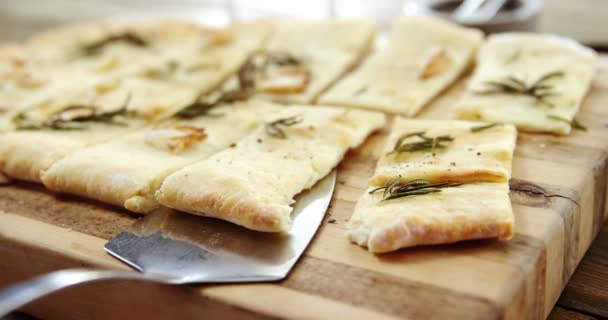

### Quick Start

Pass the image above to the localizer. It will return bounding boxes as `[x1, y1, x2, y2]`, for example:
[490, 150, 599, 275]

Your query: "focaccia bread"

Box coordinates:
[242, 19, 375, 104]
[10, 21, 272, 122]
[370, 118, 517, 187]
[0, 44, 54, 113]
[131, 21, 273, 94]
[0, 87, 142, 182]
[26, 20, 272, 78]
[0, 21, 273, 182]
[348, 182, 513, 253]
[0, 75, 195, 182]
[319, 16, 482, 116]
[454, 33, 597, 135]
[156, 104, 386, 232]
[42, 102, 282, 213]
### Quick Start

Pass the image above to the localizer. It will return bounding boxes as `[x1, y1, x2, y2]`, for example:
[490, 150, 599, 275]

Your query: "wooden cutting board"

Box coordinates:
[1, 56, 607, 320]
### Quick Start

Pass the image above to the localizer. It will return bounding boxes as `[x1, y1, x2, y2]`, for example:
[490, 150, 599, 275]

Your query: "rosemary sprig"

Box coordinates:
[265, 115, 302, 139]
[80, 32, 149, 57]
[175, 51, 300, 118]
[390, 131, 454, 154]
[470, 123, 499, 133]
[174, 89, 251, 118]
[370, 177, 462, 202]
[237, 50, 305, 90]
[14, 94, 134, 130]
[474, 71, 564, 107]
[352, 86, 368, 96]
[547, 114, 587, 131]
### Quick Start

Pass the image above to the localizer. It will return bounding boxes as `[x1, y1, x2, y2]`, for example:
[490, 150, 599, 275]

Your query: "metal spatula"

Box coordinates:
[0, 171, 336, 316]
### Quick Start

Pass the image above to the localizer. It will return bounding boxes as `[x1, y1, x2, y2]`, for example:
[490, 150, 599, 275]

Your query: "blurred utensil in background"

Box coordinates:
[0, 0, 606, 55]
[403, 0, 542, 33]
[452, 0, 509, 24]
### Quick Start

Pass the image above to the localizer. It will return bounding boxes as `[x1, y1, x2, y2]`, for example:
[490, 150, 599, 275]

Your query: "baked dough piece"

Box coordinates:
[24, 21, 272, 99]
[454, 33, 597, 135]
[347, 182, 513, 253]
[0, 44, 66, 131]
[156, 105, 386, 232]
[0, 77, 191, 182]
[0, 44, 52, 111]
[132, 21, 273, 94]
[26, 21, 271, 78]
[0, 21, 272, 182]
[370, 118, 517, 187]
[319, 16, 482, 116]
[23, 21, 177, 90]
[41, 102, 282, 213]
[248, 19, 375, 104]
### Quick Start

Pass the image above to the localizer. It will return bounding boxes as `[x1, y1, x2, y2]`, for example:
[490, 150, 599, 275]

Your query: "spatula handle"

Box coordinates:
[0, 269, 155, 317]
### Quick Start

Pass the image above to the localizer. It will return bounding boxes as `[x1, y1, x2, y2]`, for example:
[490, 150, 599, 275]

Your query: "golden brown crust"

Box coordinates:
[347, 183, 514, 253]
[370, 170, 507, 187]
[365, 213, 513, 253]
[0, 133, 74, 182]
[156, 185, 290, 232]
[156, 105, 385, 232]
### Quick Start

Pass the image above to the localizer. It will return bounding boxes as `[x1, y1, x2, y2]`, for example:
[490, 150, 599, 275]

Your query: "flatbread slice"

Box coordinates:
[0, 76, 196, 182]
[0, 43, 67, 131]
[0, 82, 145, 182]
[371, 118, 517, 187]
[156, 105, 386, 232]
[243, 20, 374, 104]
[319, 16, 482, 116]
[348, 182, 513, 253]
[453, 33, 597, 135]
[0, 21, 272, 182]
[26, 21, 272, 82]
[42, 102, 281, 213]
[0, 44, 53, 111]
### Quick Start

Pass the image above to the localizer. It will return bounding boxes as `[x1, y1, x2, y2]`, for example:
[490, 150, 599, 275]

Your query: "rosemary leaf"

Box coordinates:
[265, 115, 302, 139]
[572, 118, 588, 131]
[390, 131, 453, 154]
[14, 93, 134, 130]
[470, 123, 499, 133]
[174, 89, 251, 119]
[237, 50, 305, 91]
[530, 71, 564, 89]
[474, 71, 564, 108]
[370, 178, 462, 203]
[80, 32, 148, 57]
[547, 114, 587, 131]
[352, 86, 368, 96]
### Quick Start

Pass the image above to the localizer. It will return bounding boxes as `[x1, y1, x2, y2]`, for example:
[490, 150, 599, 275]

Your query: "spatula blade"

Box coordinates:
[104, 170, 336, 283]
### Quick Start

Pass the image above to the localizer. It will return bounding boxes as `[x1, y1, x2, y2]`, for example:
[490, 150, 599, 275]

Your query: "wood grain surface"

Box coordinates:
[0, 56, 607, 320]
[552, 223, 608, 319]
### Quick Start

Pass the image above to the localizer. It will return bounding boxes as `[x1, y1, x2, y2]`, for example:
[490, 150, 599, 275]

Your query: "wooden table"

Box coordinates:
[548, 223, 608, 320]
[0, 2, 607, 318]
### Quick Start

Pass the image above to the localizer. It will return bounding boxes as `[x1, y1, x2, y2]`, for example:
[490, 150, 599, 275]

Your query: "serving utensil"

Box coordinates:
[452, 0, 509, 23]
[0, 170, 336, 317]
